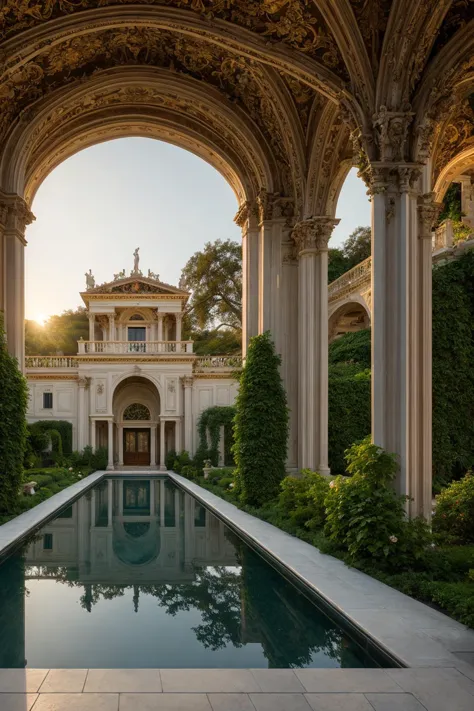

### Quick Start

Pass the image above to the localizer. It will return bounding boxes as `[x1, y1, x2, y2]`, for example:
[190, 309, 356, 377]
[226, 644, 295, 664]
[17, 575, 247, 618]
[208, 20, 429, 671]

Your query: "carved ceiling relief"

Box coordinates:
[433, 95, 474, 181]
[0, 27, 299, 198]
[349, 0, 391, 70]
[429, 0, 474, 61]
[0, 1, 346, 76]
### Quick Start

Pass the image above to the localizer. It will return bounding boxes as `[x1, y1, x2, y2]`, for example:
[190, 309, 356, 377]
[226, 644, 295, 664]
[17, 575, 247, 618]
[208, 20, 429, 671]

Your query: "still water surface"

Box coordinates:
[0, 478, 383, 668]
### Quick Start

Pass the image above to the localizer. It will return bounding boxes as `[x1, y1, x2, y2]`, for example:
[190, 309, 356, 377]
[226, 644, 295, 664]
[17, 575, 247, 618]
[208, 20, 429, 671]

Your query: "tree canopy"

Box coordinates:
[180, 239, 242, 332]
[328, 225, 371, 283]
[25, 308, 88, 355]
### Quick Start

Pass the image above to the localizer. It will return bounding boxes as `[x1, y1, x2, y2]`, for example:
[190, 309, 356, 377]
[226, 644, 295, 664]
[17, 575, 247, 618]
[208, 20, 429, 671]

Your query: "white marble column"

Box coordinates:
[107, 420, 114, 470]
[108, 314, 115, 342]
[293, 217, 339, 475]
[88, 313, 95, 342]
[175, 419, 182, 453]
[90, 419, 96, 452]
[118, 424, 124, 466]
[183, 376, 193, 454]
[236, 202, 259, 356]
[150, 425, 157, 467]
[0, 193, 34, 367]
[159, 419, 166, 470]
[77, 377, 88, 451]
[175, 314, 182, 352]
[157, 312, 164, 341]
[371, 166, 441, 518]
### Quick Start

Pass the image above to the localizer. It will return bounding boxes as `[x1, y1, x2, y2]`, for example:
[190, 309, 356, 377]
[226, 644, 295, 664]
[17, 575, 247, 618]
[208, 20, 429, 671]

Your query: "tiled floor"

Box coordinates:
[0, 668, 473, 711]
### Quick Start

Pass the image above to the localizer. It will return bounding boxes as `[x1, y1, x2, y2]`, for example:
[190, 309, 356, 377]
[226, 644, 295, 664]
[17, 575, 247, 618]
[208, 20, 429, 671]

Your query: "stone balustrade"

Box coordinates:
[433, 219, 454, 251]
[328, 257, 372, 302]
[25, 356, 78, 368]
[194, 355, 243, 371]
[78, 340, 194, 354]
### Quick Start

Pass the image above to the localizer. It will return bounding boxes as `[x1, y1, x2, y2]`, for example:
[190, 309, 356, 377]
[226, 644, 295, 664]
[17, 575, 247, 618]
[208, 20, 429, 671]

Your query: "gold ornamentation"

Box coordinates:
[292, 216, 339, 255]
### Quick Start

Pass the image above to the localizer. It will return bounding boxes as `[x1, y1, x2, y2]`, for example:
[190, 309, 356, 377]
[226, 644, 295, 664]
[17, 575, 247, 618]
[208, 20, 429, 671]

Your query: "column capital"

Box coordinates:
[418, 192, 443, 239]
[0, 191, 35, 239]
[256, 189, 294, 226]
[369, 163, 424, 195]
[182, 375, 194, 388]
[78, 376, 91, 389]
[292, 217, 339, 256]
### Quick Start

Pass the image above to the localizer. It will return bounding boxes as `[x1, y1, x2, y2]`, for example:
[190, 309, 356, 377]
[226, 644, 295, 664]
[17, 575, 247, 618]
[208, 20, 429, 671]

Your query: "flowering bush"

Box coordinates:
[278, 470, 329, 529]
[324, 438, 431, 567]
[433, 472, 474, 544]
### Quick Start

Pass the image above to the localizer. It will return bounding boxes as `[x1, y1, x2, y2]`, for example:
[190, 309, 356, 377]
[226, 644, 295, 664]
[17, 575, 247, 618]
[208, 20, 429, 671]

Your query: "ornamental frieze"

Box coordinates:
[433, 96, 474, 181]
[0, 1, 346, 78]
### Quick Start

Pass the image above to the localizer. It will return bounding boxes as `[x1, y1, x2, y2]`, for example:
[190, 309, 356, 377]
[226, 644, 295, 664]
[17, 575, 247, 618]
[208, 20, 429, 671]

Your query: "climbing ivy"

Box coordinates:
[232, 332, 288, 506]
[0, 314, 28, 514]
[29, 420, 73, 454]
[196, 406, 236, 467]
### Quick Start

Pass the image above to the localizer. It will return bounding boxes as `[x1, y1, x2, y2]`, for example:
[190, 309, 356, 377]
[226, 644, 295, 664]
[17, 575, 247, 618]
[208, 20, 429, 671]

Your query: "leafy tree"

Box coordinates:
[233, 332, 288, 506]
[342, 226, 371, 269]
[25, 307, 88, 355]
[438, 182, 462, 223]
[0, 315, 28, 514]
[191, 328, 241, 355]
[180, 239, 242, 332]
[328, 247, 348, 283]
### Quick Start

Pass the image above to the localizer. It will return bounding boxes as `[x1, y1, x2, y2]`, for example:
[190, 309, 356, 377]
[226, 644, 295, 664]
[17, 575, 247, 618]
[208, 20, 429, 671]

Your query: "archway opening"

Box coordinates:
[112, 375, 161, 468]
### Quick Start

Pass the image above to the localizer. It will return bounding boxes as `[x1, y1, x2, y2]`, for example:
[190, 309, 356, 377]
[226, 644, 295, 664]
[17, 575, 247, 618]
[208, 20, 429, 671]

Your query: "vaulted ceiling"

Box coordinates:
[0, 1, 472, 213]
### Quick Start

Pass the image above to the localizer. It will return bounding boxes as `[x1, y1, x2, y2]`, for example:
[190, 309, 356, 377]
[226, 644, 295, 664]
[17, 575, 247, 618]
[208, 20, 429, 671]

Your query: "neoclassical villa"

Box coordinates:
[1, 1, 474, 518]
[25, 256, 239, 470]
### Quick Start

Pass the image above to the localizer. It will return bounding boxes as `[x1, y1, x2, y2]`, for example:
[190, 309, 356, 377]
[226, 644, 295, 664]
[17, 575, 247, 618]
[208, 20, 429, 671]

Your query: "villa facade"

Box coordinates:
[25, 261, 240, 470]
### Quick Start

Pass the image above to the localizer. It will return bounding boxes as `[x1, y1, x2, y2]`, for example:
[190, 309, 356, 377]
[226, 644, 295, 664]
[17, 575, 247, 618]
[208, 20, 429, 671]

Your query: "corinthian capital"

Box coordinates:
[0, 191, 35, 237]
[418, 193, 443, 240]
[292, 217, 340, 255]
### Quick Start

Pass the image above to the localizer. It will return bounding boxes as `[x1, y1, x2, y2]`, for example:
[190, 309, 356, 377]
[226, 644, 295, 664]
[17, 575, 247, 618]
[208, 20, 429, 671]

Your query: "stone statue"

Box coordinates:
[85, 269, 95, 290]
[133, 247, 140, 273]
[148, 269, 160, 280]
[114, 269, 126, 280]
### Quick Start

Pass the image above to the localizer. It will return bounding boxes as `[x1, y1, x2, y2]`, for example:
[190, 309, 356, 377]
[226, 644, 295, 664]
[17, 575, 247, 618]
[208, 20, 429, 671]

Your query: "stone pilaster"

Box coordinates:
[293, 217, 339, 475]
[182, 376, 194, 455]
[235, 201, 259, 355]
[370, 164, 441, 519]
[0, 192, 35, 367]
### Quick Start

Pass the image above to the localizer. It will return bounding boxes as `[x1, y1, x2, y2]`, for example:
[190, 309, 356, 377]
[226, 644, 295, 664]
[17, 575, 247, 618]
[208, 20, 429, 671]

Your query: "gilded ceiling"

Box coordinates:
[0, 0, 472, 207]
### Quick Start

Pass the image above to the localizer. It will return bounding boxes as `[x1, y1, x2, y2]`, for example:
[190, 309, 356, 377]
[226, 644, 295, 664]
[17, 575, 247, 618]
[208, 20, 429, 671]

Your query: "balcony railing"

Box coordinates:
[195, 355, 243, 371]
[25, 356, 78, 368]
[328, 257, 372, 301]
[78, 340, 194, 355]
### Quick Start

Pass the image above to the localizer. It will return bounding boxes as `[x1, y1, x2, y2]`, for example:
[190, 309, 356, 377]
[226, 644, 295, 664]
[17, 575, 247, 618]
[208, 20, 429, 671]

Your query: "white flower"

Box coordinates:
[229, 483, 235, 489]
[68, 467, 73, 471]
[78, 475, 82, 478]
[389, 535, 398, 544]
[329, 480, 335, 488]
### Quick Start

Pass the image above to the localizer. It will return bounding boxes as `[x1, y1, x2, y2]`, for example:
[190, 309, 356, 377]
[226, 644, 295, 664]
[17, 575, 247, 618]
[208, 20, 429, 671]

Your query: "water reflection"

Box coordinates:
[0, 478, 378, 669]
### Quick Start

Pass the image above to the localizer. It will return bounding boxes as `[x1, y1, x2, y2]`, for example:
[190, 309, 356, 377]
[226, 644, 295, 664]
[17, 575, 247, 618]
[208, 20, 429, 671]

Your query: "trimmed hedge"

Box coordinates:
[0, 315, 28, 514]
[29, 420, 73, 454]
[328, 363, 371, 474]
[233, 332, 289, 506]
[328, 329, 371, 368]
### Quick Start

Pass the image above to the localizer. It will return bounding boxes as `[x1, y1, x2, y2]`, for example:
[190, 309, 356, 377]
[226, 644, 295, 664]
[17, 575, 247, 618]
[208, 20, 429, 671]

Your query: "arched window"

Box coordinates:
[130, 314, 145, 321]
[123, 403, 150, 421]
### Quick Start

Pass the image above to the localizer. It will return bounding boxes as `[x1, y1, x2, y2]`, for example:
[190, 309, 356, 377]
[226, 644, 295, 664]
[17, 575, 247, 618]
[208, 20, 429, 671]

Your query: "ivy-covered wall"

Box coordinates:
[196, 406, 236, 467]
[28, 420, 73, 454]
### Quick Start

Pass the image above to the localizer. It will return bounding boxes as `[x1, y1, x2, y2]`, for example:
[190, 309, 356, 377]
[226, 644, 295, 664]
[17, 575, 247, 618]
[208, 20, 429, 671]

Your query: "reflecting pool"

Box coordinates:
[0, 478, 386, 668]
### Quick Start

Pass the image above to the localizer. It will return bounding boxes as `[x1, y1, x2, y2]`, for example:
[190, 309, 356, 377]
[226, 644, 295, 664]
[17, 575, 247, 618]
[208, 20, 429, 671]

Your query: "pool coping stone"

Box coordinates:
[168, 471, 474, 673]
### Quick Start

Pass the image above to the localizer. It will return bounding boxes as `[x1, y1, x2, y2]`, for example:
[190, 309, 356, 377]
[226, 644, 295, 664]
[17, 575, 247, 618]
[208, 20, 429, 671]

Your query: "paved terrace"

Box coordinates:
[1, 472, 474, 710]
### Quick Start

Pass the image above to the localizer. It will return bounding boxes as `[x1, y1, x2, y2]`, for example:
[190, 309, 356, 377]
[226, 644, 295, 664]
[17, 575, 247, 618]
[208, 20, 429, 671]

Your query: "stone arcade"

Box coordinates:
[1, 1, 474, 516]
[25, 261, 239, 470]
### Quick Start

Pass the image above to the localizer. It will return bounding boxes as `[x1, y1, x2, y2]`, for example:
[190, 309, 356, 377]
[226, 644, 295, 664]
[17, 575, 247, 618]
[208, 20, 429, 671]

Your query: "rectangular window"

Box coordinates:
[43, 392, 53, 409]
[128, 327, 146, 342]
[43, 533, 53, 550]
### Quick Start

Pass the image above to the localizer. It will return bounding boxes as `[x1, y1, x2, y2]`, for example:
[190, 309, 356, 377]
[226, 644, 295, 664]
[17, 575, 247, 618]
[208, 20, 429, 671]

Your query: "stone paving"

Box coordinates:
[2, 472, 474, 709]
[0, 667, 474, 710]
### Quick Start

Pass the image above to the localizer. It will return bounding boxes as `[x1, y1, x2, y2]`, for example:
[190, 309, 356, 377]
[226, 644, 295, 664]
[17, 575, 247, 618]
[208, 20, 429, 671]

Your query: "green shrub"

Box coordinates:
[328, 363, 371, 474]
[196, 406, 236, 466]
[279, 470, 329, 529]
[171, 450, 193, 474]
[29, 421, 73, 454]
[329, 329, 371, 368]
[218, 477, 234, 489]
[433, 472, 474, 544]
[324, 438, 431, 567]
[233, 332, 289, 507]
[0, 315, 28, 514]
[180, 464, 199, 480]
[165, 449, 177, 471]
[207, 467, 236, 485]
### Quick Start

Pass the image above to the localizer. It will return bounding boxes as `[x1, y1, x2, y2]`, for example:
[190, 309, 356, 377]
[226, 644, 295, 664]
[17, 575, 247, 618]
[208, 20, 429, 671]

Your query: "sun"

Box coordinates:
[34, 314, 48, 326]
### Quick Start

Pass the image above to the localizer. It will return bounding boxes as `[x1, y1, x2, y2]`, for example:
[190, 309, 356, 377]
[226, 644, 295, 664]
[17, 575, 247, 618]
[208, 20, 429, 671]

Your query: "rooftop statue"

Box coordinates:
[114, 269, 126, 280]
[132, 247, 140, 275]
[148, 269, 160, 280]
[85, 269, 95, 290]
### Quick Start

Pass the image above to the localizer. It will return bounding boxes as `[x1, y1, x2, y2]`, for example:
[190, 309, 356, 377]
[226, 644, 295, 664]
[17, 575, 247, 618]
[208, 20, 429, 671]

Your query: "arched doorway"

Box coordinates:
[328, 301, 371, 343]
[112, 376, 160, 469]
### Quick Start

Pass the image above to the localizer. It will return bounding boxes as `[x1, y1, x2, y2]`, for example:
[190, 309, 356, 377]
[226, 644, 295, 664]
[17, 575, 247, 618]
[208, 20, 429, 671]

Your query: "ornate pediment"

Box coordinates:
[82, 276, 189, 298]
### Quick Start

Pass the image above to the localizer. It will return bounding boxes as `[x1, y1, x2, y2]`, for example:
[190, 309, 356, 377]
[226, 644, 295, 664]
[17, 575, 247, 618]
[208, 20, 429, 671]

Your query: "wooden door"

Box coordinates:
[123, 429, 150, 466]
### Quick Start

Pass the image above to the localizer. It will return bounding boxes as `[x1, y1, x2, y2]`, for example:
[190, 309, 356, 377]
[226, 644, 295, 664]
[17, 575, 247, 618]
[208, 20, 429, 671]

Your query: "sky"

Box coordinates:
[25, 138, 370, 321]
